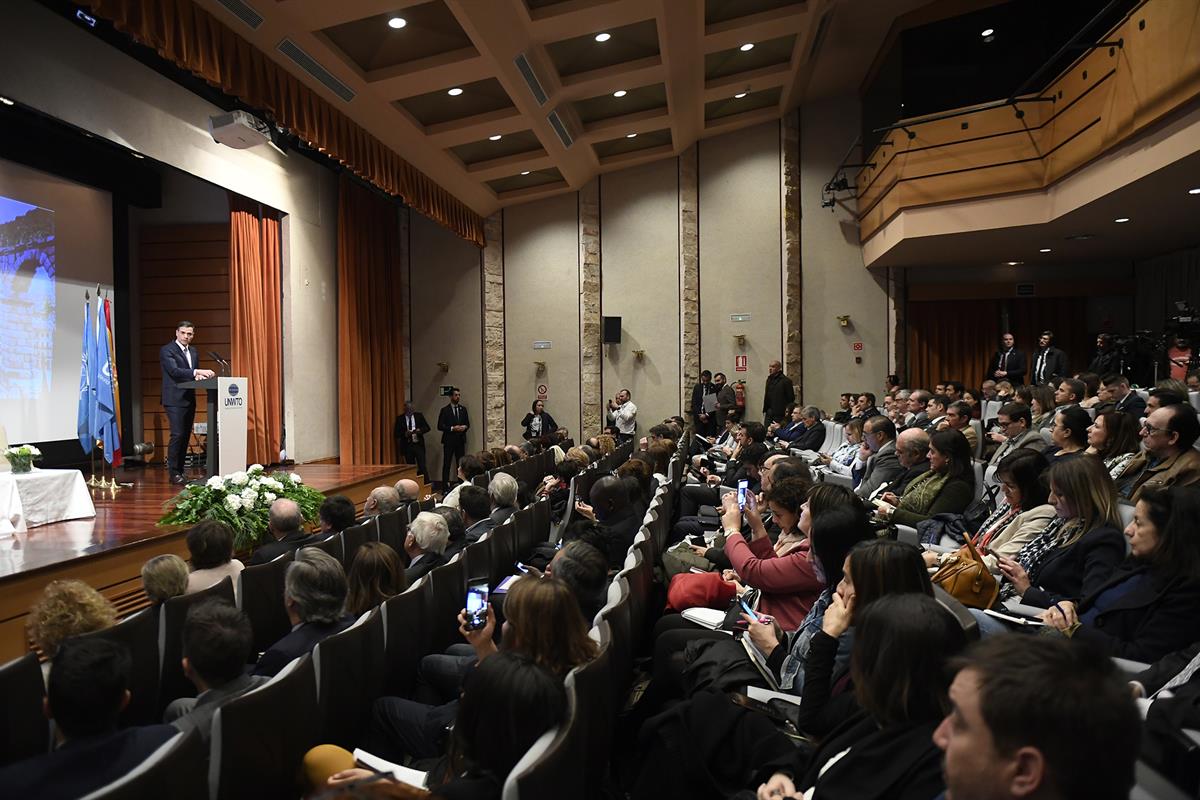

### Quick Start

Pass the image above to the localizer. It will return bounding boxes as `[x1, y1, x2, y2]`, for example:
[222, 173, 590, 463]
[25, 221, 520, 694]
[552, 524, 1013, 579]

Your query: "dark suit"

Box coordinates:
[404, 551, 447, 584]
[1031, 346, 1068, 384]
[0, 725, 177, 800]
[855, 440, 902, 499]
[166, 673, 267, 745]
[1114, 391, 1146, 420]
[394, 411, 431, 477]
[788, 422, 826, 452]
[598, 505, 642, 568]
[1021, 524, 1125, 608]
[159, 341, 200, 478]
[252, 615, 353, 677]
[690, 381, 717, 435]
[891, 459, 931, 496]
[246, 530, 318, 566]
[988, 347, 1026, 385]
[437, 402, 470, 485]
[713, 384, 737, 428]
[1071, 566, 1200, 663]
[490, 506, 517, 527]
[464, 518, 496, 544]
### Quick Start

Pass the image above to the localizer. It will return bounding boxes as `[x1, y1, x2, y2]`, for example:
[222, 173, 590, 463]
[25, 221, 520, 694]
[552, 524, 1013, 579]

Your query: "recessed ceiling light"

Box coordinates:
[981, 28, 994, 36]
[626, 132, 638, 138]
[520, 171, 530, 176]
[1039, 248, 1051, 253]
[1006, 261, 1023, 266]
[613, 90, 627, 98]
[388, 17, 407, 29]
[734, 91, 748, 99]
[739, 43, 755, 52]
[0, 97, 13, 106]
[447, 87, 463, 97]
[131, 152, 145, 159]
[594, 32, 611, 42]
[489, 134, 502, 141]
[1188, 188, 1200, 195]
[1114, 217, 1131, 223]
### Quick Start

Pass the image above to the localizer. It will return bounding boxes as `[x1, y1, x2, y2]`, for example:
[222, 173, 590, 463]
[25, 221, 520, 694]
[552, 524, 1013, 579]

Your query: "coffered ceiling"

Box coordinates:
[192, 0, 927, 215]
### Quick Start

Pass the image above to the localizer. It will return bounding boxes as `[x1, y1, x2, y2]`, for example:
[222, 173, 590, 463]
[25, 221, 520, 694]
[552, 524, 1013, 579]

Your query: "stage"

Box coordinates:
[0, 462, 422, 662]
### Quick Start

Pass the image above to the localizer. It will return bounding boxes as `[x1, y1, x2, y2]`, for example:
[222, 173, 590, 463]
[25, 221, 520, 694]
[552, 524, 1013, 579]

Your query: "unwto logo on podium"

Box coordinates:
[224, 382, 244, 407]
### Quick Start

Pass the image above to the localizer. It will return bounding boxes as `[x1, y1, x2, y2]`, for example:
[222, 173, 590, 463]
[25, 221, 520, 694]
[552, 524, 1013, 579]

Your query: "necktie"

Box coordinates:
[454, 405, 460, 422]
[408, 415, 415, 433]
[1160, 650, 1200, 695]
[1001, 350, 1008, 371]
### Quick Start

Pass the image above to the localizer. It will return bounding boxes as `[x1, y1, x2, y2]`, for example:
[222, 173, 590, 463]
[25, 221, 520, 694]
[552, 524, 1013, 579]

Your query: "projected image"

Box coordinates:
[0, 196, 54, 400]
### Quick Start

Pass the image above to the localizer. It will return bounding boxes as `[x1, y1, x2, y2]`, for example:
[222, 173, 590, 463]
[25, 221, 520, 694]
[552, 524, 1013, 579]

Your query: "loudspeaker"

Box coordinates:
[602, 316, 622, 344]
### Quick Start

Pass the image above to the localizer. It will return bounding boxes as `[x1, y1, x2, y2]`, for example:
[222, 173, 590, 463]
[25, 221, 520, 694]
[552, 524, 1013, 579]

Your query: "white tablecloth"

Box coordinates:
[0, 469, 96, 535]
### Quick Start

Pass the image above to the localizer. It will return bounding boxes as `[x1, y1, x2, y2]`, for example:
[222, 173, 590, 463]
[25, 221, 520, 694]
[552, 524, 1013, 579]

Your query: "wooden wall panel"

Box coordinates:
[136, 223, 229, 463]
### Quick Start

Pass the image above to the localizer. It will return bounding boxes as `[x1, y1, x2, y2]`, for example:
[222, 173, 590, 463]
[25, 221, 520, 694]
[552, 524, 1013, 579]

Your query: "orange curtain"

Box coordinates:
[84, 0, 485, 247]
[229, 195, 284, 466]
[338, 176, 404, 465]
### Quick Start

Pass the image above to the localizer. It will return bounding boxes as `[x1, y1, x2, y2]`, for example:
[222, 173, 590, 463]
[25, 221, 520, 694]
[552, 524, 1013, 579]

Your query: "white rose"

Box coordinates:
[240, 488, 258, 505]
[290, 472, 303, 484]
[264, 478, 283, 491]
[263, 492, 277, 503]
[206, 476, 225, 490]
[224, 495, 243, 512]
[249, 464, 264, 473]
[229, 471, 249, 485]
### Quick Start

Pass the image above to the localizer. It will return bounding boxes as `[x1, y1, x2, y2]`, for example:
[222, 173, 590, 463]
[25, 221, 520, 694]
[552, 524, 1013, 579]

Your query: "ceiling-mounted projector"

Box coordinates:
[208, 110, 271, 149]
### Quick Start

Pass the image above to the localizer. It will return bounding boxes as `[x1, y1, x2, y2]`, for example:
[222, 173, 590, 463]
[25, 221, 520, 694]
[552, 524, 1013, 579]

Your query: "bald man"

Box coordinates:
[247, 498, 316, 565]
[394, 478, 420, 503]
[578, 475, 641, 568]
[363, 486, 401, 517]
[762, 360, 795, 426]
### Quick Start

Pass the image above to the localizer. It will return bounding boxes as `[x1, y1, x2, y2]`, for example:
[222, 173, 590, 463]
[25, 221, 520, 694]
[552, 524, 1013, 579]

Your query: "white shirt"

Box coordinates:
[609, 401, 637, 435]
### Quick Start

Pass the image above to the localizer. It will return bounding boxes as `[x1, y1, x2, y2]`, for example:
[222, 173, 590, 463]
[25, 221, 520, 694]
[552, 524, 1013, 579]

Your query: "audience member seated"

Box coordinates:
[779, 405, 825, 451]
[537, 457, 580, 521]
[430, 505, 468, 559]
[1076, 371, 1102, 409]
[457, 485, 495, 544]
[744, 594, 966, 800]
[29, 579, 117, 679]
[939, 400, 977, 453]
[366, 575, 595, 765]
[1036, 486, 1200, 662]
[545, 540, 610, 621]
[616, 458, 654, 514]
[923, 394, 949, 431]
[362, 486, 402, 518]
[904, 389, 931, 429]
[319, 494, 358, 535]
[995, 380, 1015, 402]
[441, 454, 485, 509]
[486, 472, 519, 526]
[987, 402, 1047, 469]
[394, 478, 421, 504]
[0, 639, 176, 799]
[1115, 402, 1200, 501]
[996, 456, 1124, 609]
[962, 387, 981, 417]
[1028, 384, 1056, 430]
[813, 417, 862, 478]
[346, 542, 407, 617]
[1054, 377, 1084, 411]
[185, 519, 244, 600]
[679, 438, 768, 518]
[141, 554, 189, 605]
[403, 511, 450, 583]
[165, 600, 266, 744]
[1146, 387, 1186, 413]
[934, 636, 1140, 800]
[875, 429, 974, 527]
[252, 547, 352, 678]
[853, 392, 881, 421]
[887, 427, 933, 497]
[576, 474, 644, 568]
[853, 416, 903, 499]
[1042, 405, 1089, 467]
[1101, 372, 1146, 419]
[247, 498, 315, 565]
[1086, 409, 1141, 480]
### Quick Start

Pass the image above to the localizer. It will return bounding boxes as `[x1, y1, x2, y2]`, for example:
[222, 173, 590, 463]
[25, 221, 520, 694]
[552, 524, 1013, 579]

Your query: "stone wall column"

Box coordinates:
[579, 180, 602, 436]
[679, 145, 700, 418]
[482, 211, 506, 448]
[781, 110, 803, 397]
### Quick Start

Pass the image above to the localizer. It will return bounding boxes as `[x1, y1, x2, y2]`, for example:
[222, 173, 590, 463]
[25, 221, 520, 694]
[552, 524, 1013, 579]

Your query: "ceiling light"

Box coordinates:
[1114, 217, 1130, 223]
[594, 32, 611, 42]
[1188, 188, 1200, 195]
[739, 43, 755, 52]
[1039, 248, 1051, 253]
[131, 152, 145, 159]
[0, 96, 13, 106]
[388, 17, 407, 29]
[734, 91, 748, 99]
[447, 87, 463, 96]
[489, 134, 503, 141]
[521, 171, 531, 176]
[1006, 261, 1023, 266]
[626, 133, 638, 138]
[981, 28, 994, 37]
[613, 90, 627, 98]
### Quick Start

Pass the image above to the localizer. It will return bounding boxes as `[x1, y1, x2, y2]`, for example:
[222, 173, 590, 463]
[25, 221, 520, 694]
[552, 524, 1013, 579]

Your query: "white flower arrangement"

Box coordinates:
[4, 444, 42, 457]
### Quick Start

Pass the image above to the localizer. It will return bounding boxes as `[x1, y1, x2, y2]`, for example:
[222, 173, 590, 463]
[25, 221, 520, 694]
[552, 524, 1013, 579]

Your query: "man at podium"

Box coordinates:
[160, 321, 215, 484]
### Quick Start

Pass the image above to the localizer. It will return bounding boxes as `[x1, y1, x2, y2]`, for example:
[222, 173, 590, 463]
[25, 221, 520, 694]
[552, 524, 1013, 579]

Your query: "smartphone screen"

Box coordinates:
[739, 598, 756, 618]
[737, 479, 749, 511]
[465, 581, 489, 630]
[515, 562, 530, 573]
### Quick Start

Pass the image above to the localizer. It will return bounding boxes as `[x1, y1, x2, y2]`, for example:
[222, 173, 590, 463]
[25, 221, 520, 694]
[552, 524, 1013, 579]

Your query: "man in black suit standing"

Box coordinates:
[1030, 330, 1069, 385]
[159, 320, 215, 484]
[394, 400, 430, 478]
[988, 332, 1026, 386]
[437, 387, 470, 488]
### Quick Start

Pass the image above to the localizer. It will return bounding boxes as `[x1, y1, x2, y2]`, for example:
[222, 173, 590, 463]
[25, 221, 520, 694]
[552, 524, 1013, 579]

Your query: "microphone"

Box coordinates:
[208, 351, 231, 376]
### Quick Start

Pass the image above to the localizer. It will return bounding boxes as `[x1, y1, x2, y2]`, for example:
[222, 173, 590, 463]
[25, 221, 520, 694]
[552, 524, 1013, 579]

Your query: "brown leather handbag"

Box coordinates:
[931, 534, 999, 609]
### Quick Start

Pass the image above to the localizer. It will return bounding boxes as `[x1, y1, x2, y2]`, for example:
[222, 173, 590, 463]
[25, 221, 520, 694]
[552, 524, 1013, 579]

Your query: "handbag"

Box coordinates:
[962, 482, 1000, 533]
[930, 533, 999, 609]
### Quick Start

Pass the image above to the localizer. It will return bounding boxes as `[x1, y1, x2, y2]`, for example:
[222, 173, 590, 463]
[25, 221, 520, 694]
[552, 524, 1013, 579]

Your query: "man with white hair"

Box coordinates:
[403, 511, 449, 583]
[363, 486, 401, 517]
[252, 547, 351, 677]
[488, 472, 519, 526]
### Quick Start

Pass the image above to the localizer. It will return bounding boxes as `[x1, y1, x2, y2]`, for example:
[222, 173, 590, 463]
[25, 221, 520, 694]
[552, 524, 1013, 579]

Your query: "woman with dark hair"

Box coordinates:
[346, 542, 407, 617]
[1028, 384, 1057, 430]
[962, 388, 981, 418]
[1038, 487, 1200, 661]
[1077, 372, 1102, 409]
[997, 456, 1125, 608]
[185, 519, 244, 600]
[520, 400, 557, 441]
[876, 429, 975, 527]
[1086, 410, 1141, 480]
[1043, 405, 1089, 467]
[750, 594, 966, 800]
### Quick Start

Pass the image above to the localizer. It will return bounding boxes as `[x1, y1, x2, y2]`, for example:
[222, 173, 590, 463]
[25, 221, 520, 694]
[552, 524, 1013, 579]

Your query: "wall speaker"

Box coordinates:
[602, 316, 622, 344]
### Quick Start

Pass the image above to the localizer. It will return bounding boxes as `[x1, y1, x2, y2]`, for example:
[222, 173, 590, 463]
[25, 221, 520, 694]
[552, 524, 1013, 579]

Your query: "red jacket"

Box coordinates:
[724, 532, 822, 631]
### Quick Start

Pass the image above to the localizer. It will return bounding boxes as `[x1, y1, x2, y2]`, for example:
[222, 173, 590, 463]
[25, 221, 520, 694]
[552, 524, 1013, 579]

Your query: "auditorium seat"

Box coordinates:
[428, 557, 468, 654]
[73, 606, 160, 726]
[79, 728, 207, 800]
[159, 576, 235, 714]
[1131, 759, 1194, 800]
[464, 533, 498, 586]
[622, 536, 654, 651]
[209, 654, 318, 800]
[933, 586, 980, 642]
[530, 497, 551, 547]
[595, 576, 633, 709]
[312, 608, 386, 750]
[501, 725, 569, 800]
[969, 420, 984, 459]
[237, 553, 293, 656]
[569, 636, 615, 799]
[381, 578, 434, 698]
[307, 532, 344, 563]
[0, 652, 49, 767]
[377, 508, 407, 555]
[490, 517, 518, 579]
[340, 518, 377, 572]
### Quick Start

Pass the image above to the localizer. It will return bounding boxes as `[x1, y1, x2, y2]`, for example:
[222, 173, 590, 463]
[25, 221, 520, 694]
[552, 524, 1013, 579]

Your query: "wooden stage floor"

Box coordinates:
[0, 462, 419, 662]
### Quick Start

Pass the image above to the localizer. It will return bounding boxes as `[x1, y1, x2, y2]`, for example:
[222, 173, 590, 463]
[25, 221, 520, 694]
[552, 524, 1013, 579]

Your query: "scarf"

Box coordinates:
[897, 470, 949, 516]
[976, 502, 1019, 551]
[998, 516, 1072, 600]
[774, 530, 806, 558]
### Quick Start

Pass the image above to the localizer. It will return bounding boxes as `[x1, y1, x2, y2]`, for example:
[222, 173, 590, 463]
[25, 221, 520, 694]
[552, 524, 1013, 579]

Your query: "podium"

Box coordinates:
[179, 377, 248, 478]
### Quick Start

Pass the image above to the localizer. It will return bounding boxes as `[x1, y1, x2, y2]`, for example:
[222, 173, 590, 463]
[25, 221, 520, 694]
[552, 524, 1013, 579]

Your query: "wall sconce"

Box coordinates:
[733, 334, 747, 347]
[632, 349, 646, 361]
[436, 361, 450, 373]
[836, 315, 851, 328]
[533, 360, 546, 376]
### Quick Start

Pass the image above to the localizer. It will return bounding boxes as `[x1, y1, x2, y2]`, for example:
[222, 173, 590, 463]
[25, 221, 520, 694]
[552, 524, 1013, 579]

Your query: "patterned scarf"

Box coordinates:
[998, 516, 1071, 600]
[897, 469, 949, 516]
[977, 502, 1019, 551]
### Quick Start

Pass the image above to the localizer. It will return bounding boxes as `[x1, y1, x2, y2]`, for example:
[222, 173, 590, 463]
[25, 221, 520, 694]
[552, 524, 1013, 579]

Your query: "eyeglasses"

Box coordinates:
[1141, 422, 1169, 436]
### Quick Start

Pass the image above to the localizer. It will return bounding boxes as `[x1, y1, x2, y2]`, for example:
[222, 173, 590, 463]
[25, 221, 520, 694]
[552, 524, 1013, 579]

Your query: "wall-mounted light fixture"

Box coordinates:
[633, 349, 646, 361]
[836, 315, 851, 328]
[733, 334, 747, 347]
[436, 361, 450, 373]
[533, 360, 546, 375]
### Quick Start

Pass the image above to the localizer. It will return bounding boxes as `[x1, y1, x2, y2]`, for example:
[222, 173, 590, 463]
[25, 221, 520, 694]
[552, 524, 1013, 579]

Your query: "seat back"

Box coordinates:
[933, 585, 980, 642]
[160, 577, 236, 714]
[969, 420, 984, 459]
[972, 461, 985, 502]
[210, 654, 318, 800]
[80, 728, 207, 800]
[490, 518, 518, 579]
[501, 725, 571, 800]
[377, 509, 407, 555]
[464, 534, 498, 585]
[569, 641, 615, 799]
[313, 609, 386, 750]
[237, 554, 293, 655]
[818, 420, 835, 452]
[340, 518, 378, 572]
[596, 577, 633, 708]
[381, 579, 433, 697]
[307, 532, 344, 563]
[428, 557, 468, 653]
[0, 652, 49, 767]
[73, 607, 160, 726]
[622, 540, 654, 651]
[531, 497, 551, 545]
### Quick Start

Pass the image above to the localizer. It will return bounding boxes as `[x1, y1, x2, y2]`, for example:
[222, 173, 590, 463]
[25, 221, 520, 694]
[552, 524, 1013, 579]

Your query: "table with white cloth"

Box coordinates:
[0, 469, 96, 535]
